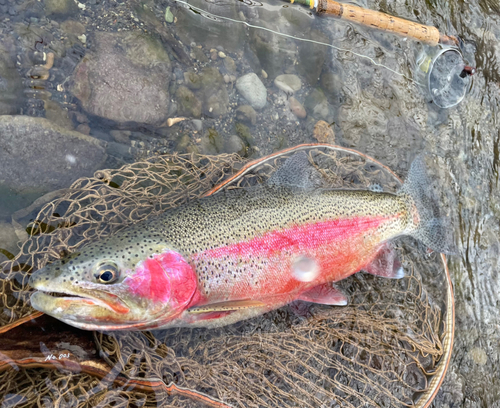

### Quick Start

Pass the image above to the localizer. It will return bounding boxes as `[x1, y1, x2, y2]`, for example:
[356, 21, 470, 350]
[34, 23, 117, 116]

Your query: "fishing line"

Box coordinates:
[174, 0, 423, 85]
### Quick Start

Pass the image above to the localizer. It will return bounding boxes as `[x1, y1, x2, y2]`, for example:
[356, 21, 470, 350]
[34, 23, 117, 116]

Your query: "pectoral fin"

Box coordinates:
[187, 299, 267, 314]
[297, 283, 348, 306]
[364, 244, 404, 279]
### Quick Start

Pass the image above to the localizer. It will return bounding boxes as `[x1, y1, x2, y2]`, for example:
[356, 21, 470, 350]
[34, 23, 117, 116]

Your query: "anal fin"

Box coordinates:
[187, 299, 266, 314]
[297, 283, 348, 306]
[364, 244, 404, 279]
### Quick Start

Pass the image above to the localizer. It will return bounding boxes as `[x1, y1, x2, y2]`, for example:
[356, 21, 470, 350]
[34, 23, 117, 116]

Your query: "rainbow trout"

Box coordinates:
[29, 153, 452, 331]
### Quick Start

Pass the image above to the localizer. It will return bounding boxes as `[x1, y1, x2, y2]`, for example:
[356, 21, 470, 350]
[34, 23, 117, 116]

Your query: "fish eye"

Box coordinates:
[95, 263, 119, 284]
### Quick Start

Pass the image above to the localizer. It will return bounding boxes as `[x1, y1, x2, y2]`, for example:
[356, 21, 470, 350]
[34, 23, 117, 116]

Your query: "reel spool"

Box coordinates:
[417, 46, 474, 109]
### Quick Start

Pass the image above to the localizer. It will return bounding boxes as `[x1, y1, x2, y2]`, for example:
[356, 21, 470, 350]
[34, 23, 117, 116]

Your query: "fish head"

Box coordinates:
[29, 234, 198, 331]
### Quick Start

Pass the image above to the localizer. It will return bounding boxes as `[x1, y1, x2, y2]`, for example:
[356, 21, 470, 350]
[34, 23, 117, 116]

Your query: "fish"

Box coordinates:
[28, 152, 453, 331]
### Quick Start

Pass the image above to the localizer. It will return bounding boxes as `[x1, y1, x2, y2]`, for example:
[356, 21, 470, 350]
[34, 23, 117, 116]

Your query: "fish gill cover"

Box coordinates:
[0, 145, 452, 408]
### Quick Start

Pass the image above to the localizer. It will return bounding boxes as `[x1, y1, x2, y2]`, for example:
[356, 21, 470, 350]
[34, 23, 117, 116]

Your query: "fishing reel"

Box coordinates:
[416, 44, 475, 109]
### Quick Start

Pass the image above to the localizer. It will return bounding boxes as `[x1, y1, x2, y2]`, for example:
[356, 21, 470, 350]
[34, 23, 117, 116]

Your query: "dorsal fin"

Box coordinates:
[268, 151, 323, 189]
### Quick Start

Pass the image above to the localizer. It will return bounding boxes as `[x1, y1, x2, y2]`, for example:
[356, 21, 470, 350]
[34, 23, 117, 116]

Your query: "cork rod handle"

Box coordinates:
[316, 0, 456, 46]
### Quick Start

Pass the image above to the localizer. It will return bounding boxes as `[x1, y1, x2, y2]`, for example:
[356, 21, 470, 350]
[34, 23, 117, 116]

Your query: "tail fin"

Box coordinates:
[398, 156, 456, 255]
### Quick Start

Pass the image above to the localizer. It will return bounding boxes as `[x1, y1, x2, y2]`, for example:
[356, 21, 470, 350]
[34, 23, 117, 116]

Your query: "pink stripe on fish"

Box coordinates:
[200, 215, 395, 259]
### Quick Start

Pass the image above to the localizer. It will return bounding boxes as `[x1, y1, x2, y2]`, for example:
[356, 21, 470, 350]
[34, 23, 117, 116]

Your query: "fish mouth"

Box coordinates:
[30, 286, 131, 318]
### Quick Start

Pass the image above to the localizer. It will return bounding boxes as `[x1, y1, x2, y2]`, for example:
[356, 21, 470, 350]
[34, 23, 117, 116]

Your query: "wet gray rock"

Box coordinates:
[71, 31, 171, 126]
[175, 0, 245, 53]
[176, 85, 202, 118]
[223, 57, 237, 75]
[0, 41, 23, 115]
[184, 71, 202, 91]
[297, 29, 329, 85]
[199, 128, 224, 155]
[249, 20, 296, 80]
[0, 116, 107, 193]
[45, 0, 79, 19]
[274, 74, 302, 94]
[320, 71, 342, 100]
[236, 73, 267, 110]
[289, 97, 306, 119]
[304, 88, 333, 123]
[225, 135, 246, 156]
[236, 105, 257, 126]
[198, 67, 229, 117]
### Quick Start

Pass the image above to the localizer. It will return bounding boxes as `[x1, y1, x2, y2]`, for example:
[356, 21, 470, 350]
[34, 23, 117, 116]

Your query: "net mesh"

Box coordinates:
[0, 146, 450, 408]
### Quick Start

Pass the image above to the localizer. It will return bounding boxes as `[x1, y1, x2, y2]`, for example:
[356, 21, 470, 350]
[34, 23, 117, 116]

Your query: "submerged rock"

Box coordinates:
[71, 31, 172, 125]
[199, 128, 225, 155]
[236, 73, 267, 110]
[175, 0, 245, 53]
[225, 134, 247, 156]
[236, 105, 257, 126]
[274, 74, 302, 94]
[45, 0, 78, 19]
[176, 86, 202, 118]
[0, 41, 23, 115]
[297, 29, 329, 85]
[248, 17, 296, 80]
[198, 67, 229, 117]
[304, 88, 333, 122]
[0, 116, 107, 193]
[289, 97, 306, 119]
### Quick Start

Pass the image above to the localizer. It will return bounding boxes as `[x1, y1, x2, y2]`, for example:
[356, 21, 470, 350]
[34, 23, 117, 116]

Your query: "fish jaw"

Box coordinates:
[29, 249, 200, 331]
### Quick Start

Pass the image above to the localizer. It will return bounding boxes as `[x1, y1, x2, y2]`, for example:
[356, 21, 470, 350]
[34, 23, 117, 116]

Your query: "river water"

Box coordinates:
[0, 0, 499, 406]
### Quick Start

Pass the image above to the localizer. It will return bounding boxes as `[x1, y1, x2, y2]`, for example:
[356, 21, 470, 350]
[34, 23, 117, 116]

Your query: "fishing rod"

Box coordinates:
[286, 0, 458, 46]
[283, 0, 475, 107]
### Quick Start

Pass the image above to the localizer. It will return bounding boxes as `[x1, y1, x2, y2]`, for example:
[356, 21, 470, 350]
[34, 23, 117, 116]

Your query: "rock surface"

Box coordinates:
[0, 41, 23, 115]
[289, 97, 306, 119]
[274, 74, 302, 94]
[176, 85, 202, 118]
[44, 0, 78, 19]
[0, 116, 107, 193]
[236, 105, 257, 126]
[198, 67, 229, 116]
[236, 73, 267, 110]
[71, 31, 172, 125]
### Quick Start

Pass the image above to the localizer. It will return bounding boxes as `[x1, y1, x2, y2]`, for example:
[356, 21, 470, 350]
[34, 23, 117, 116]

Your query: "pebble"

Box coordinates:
[78, 34, 86, 44]
[76, 123, 90, 135]
[225, 135, 246, 156]
[289, 97, 306, 119]
[261, 69, 268, 79]
[165, 6, 174, 23]
[192, 119, 203, 132]
[313, 120, 335, 144]
[236, 105, 257, 126]
[468, 348, 488, 366]
[218, 51, 226, 59]
[236, 73, 267, 110]
[110, 130, 131, 144]
[275, 74, 302, 94]
[223, 57, 237, 74]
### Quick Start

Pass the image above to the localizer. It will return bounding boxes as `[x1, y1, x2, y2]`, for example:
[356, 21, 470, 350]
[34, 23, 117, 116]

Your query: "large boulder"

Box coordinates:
[71, 31, 171, 125]
[0, 115, 107, 193]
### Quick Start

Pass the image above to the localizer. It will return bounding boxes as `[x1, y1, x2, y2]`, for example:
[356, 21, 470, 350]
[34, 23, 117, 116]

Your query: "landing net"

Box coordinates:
[0, 145, 451, 408]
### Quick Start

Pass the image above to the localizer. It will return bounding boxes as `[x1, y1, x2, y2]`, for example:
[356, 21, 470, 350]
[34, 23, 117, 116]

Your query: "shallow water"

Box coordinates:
[0, 0, 499, 406]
